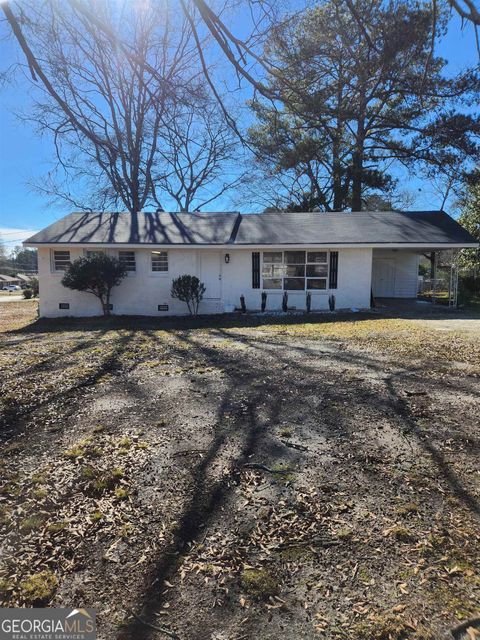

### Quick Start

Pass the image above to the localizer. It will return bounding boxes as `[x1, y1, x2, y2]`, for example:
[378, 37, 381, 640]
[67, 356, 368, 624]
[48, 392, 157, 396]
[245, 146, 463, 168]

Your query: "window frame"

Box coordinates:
[83, 248, 106, 258]
[51, 249, 71, 273]
[118, 250, 136, 273]
[150, 250, 169, 274]
[261, 250, 330, 292]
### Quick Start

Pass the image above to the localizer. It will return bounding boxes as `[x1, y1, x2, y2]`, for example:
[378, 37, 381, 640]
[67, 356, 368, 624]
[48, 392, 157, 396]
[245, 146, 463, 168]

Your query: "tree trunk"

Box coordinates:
[352, 86, 366, 212]
[351, 146, 363, 212]
[102, 293, 111, 316]
[332, 78, 344, 211]
[332, 143, 343, 211]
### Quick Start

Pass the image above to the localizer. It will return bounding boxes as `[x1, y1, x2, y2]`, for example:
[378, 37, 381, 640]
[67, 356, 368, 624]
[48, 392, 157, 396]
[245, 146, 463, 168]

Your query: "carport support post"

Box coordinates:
[431, 251, 437, 304]
[449, 250, 459, 308]
[430, 251, 436, 280]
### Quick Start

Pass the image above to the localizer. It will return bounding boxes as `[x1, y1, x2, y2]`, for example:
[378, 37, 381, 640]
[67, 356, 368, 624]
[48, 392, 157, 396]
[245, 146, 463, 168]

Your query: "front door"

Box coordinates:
[372, 259, 395, 297]
[200, 251, 222, 299]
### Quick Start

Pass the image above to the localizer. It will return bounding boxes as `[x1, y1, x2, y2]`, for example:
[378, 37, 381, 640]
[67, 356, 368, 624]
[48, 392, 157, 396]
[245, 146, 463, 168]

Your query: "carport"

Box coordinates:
[372, 247, 463, 306]
[372, 249, 420, 298]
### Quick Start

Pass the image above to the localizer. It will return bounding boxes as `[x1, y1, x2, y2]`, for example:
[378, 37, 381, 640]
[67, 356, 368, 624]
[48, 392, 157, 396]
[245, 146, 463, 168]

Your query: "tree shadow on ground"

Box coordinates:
[4, 310, 377, 335]
[0, 329, 135, 441]
[216, 327, 480, 519]
[5, 301, 479, 338]
[119, 328, 319, 639]
[119, 322, 480, 638]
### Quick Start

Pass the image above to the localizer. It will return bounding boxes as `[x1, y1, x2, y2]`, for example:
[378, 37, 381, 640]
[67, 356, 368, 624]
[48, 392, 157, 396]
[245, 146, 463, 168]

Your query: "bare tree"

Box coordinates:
[17, 0, 198, 214]
[4, 0, 245, 215]
[4, 0, 480, 136]
[2, 0, 478, 218]
[154, 100, 244, 211]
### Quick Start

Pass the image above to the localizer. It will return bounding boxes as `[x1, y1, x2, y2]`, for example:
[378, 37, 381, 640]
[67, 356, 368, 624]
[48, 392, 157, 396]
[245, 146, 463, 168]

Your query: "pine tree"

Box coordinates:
[458, 179, 480, 272]
[249, 0, 480, 211]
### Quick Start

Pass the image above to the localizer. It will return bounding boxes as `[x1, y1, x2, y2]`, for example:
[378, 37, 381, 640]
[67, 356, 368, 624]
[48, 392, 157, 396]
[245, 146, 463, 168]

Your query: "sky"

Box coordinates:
[0, 3, 479, 251]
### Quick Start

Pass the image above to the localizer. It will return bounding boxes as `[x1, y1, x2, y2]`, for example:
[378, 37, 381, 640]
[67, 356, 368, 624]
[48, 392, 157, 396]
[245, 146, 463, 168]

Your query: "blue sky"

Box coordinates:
[0, 6, 478, 250]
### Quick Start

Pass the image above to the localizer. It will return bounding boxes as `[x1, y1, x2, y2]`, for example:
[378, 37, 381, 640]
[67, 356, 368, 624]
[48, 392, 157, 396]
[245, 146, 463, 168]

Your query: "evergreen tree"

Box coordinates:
[249, 0, 480, 211]
[458, 177, 480, 272]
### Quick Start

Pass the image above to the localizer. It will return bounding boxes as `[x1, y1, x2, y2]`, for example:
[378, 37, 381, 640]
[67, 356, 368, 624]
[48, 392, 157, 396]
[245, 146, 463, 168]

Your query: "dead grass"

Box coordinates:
[0, 300, 38, 330]
[0, 307, 479, 638]
[238, 317, 480, 370]
[240, 569, 280, 599]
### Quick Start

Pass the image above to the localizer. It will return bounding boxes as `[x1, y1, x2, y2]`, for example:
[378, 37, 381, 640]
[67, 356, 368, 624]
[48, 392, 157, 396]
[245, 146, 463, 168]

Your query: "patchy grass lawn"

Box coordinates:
[0, 304, 479, 640]
[0, 299, 38, 328]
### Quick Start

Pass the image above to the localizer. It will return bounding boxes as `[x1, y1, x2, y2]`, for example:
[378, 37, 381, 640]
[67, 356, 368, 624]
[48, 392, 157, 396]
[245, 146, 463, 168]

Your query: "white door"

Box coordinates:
[372, 259, 395, 297]
[200, 251, 222, 299]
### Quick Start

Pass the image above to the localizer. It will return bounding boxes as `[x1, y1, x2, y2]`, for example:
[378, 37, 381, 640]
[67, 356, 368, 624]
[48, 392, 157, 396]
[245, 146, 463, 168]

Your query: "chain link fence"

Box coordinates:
[418, 269, 479, 307]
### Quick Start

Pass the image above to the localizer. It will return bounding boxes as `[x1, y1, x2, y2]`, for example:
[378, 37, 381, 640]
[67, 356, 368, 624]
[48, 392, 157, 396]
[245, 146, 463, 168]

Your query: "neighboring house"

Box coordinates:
[16, 273, 37, 286]
[0, 274, 21, 287]
[24, 210, 478, 318]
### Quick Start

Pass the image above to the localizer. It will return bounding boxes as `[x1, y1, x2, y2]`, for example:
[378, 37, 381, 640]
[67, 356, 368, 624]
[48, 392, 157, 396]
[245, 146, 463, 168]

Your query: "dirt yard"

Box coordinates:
[1, 301, 479, 640]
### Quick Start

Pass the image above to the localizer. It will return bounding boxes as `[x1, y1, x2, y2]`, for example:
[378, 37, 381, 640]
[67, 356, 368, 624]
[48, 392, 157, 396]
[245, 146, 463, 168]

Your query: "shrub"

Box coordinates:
[62, 254, 127, 315]
[30, 277, 39, 297]
[240, 294, 246, 313]
[282, 291, 288, 312]
[23, 289, 32, 299]
[171, 275, 206, 316]
[261, 292, 267, 312]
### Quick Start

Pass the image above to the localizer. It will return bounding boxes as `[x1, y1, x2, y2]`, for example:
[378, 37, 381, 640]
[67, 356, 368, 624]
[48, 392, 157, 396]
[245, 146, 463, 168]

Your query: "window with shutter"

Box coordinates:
[252, 252, 260, 288]
[329, 251, 338, 289]
[260, 251, 331, 291]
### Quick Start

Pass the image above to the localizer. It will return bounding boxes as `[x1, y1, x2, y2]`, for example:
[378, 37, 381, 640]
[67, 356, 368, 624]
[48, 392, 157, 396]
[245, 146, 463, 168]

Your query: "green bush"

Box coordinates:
[171, 275, 206, 316]
[62, 254, 127, 315]
[23, 289, 32, 299]
[30, 277, 39, 297]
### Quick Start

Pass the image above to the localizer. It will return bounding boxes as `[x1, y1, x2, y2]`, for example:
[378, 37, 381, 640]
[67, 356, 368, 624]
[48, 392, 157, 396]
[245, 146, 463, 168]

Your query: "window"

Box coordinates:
[306, 252, 328, 290]
[262, 252, 283, 289]
[118, 250, 136, 272]
[261, 251, 329, 291]
[84, 249, 105, 257]
[307, 251, 327, 263]
[52, 250, 71, 272]
[284, 251, 305, 290]
[151, 251, 168, 272]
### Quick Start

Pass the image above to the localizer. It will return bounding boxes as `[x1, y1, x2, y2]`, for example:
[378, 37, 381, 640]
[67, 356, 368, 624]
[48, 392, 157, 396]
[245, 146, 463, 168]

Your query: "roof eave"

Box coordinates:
[23, 241, 479, 249]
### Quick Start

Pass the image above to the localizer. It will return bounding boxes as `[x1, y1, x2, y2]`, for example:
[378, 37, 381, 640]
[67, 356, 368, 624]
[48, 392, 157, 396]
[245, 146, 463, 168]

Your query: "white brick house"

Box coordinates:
[24, 210, 477, 318]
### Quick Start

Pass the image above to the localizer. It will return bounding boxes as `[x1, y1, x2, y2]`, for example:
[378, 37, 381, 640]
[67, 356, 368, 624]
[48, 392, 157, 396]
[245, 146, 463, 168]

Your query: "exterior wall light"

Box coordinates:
[224, 253, 230, 263]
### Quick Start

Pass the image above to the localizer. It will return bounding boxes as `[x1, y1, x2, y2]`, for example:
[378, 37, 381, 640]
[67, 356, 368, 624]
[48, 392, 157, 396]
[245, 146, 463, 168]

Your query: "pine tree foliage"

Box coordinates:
[249, 0, 480, 211]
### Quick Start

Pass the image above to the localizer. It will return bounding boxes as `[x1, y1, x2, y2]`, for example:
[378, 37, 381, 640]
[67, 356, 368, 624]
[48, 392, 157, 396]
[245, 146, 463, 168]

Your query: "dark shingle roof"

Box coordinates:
[233, 210, 477, 245]
[24, 210, 477, 246]
[24, 211, 241, 245]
